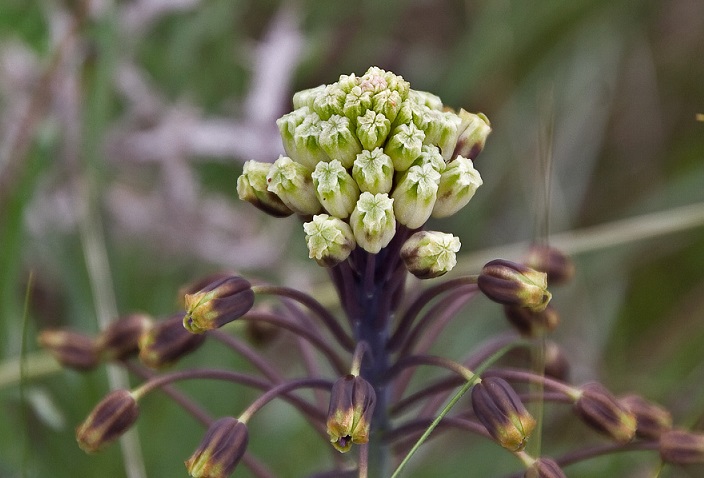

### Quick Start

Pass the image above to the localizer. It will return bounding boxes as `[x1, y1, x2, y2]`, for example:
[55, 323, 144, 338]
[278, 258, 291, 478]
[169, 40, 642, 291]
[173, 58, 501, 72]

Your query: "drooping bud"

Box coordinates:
[392, 163, 441, 228]
[76, 389, 139, 453]
[503, 304, 560, 337]
[452, 110, 491, 160]
[384, 123, 425, 172]
[478, 259, 552, 312]
[431, 155, 482, 218]
[659, 429, 704, 465]
[349, 192, 396, 254]
[185, 417, 249, 478]
[523, 245, 575, 286]
[318, 115, 363, 168]
[471, 376, 537, 451]
[620, 394, 672, 439]
[178, 272, 238, 308]
[352, 148, 394, 194]
[38, 329, 99, 371]
[356, 109, 391, 151]
[326, 374, 376, 453]
[266, 155, 321, 215]
[97, 313, 153, 361]
[138, 313, 206, 369]
[183, 276, 255, 334]
[312, 160, 360, 218]
[303, 214, 356, 267]
[237, 160, 293, 218]
[524, 457, 567, 478]
[400, 231, 460, 279]
[573, 382, 636, 444]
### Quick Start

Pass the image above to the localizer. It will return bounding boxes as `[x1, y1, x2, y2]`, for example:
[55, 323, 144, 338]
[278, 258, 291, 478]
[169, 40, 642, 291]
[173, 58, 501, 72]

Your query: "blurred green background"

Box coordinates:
[1, 0, 703, 476]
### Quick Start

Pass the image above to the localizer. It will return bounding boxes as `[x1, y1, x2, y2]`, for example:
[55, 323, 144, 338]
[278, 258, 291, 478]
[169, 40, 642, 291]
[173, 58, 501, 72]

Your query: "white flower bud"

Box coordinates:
[312, 160, 360, 218]
[318, 115, 363, 169]
[401, 231, 461, 279]
[432, 155, 483, 218]
[303, 214, 356, 267]
[349, 192, 396, 254]
[352, 148, 394, 195]
[267, 156, 321, 215]
[356, 110, 391, 151]
[391, 163, 441, 228]
[384, 123, 425, 171]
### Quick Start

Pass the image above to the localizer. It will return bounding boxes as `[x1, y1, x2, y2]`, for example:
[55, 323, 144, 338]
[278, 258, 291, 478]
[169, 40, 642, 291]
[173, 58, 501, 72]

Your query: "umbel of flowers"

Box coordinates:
[39, 67, 704, 477]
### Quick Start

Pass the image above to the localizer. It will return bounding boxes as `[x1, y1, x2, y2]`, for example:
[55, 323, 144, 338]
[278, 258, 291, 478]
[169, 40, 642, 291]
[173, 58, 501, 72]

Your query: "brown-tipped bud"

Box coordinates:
[185, 417, 249, 478]
[178, 272, 237, 308]
[183, 276, 255, 334]
[524, 457, 567, 478]
[620, 394, 673, 440]
[326, 374, 376, 453]
[471, 377, 536, 451]
[574, 382, 636, 444]
[76, 389, 139, 453]
[523, 245, 575, 286]
[97, 314, 153, 361]
[543, 341, 570, 382]
[660, 429, 704, 465]
[478, 259, 551, 312]
[138, 313, 206, 369]
[503, 305, 560, 337]
[38, 329, 99, 371]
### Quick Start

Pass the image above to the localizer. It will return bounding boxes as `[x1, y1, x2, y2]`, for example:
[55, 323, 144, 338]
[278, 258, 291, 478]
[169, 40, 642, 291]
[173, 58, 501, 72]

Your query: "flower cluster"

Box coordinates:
[39, 67, 704, 478]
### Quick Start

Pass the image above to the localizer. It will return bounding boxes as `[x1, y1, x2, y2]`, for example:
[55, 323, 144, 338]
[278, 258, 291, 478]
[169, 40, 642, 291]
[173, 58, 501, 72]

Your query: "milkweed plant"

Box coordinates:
[39, 67, 704, 477]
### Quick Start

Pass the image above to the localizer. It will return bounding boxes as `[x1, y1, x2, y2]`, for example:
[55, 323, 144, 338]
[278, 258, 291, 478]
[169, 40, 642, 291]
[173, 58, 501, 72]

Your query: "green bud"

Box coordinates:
[318, 115, 363, 169]
[343, 85, 373, 120]
[76, 390, 139, 453]
[292, 85, 325, 110]
[337, 73, 359, 93]
[426, 110, 462, 160]
[38, 329, 99, 371]
[237, 161, 294, 218]
[183, 276, 255, 334]
[352, 148, 394, 195]
[371, 89, 403, 123]
[393, 100, 431, 133]
[326, 374, 376, 453]
[349, 192, 396, 254]
[356, 109, 391, 151]
[276, 106, 310, 160]
[412, 144, 446, 173]
[313, 84, 346, 120]
[408, 89, 443, 110]
[303, 214, 356, 267]
[432, 155, 482, 218]
[266, 155, 321, 215]
[452, 109, 491, 160]
[185, 417, 249, 478]
[312, 160, 360, 218]
[392, 163, 441, 229]
[384, 123, 425, 171]
[359, 66, 389, 94]
[292, 113, 330, 170]
[400, 231, 460, 279]
[382, 69, 410, 98]
[477, 259, 552, 312]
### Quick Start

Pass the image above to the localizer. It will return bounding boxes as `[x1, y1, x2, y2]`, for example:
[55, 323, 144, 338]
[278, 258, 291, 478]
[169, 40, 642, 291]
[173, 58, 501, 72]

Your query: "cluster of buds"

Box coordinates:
[238, 66, 489, 277]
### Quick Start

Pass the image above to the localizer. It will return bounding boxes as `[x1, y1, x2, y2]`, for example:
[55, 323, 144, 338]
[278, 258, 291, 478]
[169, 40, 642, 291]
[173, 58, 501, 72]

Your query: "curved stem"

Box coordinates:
[209, 330, 284, 383]
[239, 378, 332, 423]
[482, 368, 578, 399]
[351, 341, 372, 376]
[385, 354, 475, 383]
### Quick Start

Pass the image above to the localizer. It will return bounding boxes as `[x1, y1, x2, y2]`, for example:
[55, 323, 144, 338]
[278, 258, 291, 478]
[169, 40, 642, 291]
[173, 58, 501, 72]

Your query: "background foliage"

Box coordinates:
[1, 0, 703, 476]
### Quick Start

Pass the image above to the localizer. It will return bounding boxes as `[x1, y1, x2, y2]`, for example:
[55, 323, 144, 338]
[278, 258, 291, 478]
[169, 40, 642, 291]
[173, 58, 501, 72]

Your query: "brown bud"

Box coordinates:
[38, 329, 99, 371]
[523, 245, 575, 285]
[660, 429, 704, 465]
[326, 374, 376, 453]
[178, 272, 237, 308]
[620, 394, 672, 440]
[76, 389, 139, 453]
[471, 377, 536, 451]
[183, 276, 255, 334]
[478, 259, 551, 312]
[524, 457, 567, 478]
[503, 305, 560, 337]
[543, 341, 570, 382]
[97, 313, 153, 361]
[138, 313, 206, 369]
[185, 417, 249, 478]
[574, 382, 636, 444]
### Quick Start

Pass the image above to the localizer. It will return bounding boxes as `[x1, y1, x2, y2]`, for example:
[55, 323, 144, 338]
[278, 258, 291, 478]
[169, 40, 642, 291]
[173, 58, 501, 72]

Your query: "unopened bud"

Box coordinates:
[267, 155, 321, 215]
[319, 115, 362, 168]
[326, 374, 376, 453]
[384, 123, 425, 172]
[352, 148, 394, 195]
[503, 305, 560, 337]
[524, 457, 566, 478]
[342, 85, 372, 120]
[312, 160, 360, 218]
[543, 341, 570, 382]
[452, 110, 491, 160]
[431, 155, 482, 218]
[178, 272, 237, 308]
[356, 109, 391, 151]
[292, 113, 330, 170]
[523, 245, 575, 285]
[292, 86, 324, 110]
[478, 260, 552, 312]
[392, 163, 441, 229]
[38, 329, 99, 371]
[620, 394, 672, 439]
[276, 107, 310, 160]
[139, 313, 206, 369]
[412, 144, 446, 173]
[304, 214, 356, 267]
[185, 417, 249, 478]
[400, 231, 460, 279]
[371, 89, 403, 124]
[76, 389, 139, 453]
[97, 314, 153, 361]
[313, 84, 346, 120]
[574, 382, 636, 444]
[183, 276, 255, 334]
[349, 192, 396, 254]
[237, 160, 293, 218]
[660, 429, 704, 465]
[471, 377, 536, 451]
